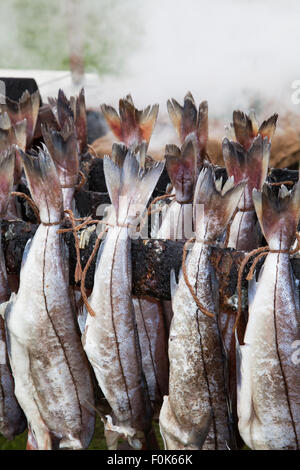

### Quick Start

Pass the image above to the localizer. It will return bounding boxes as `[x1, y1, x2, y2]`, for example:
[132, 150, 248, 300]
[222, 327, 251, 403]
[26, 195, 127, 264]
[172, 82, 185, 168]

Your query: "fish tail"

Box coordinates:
[193, 165, 245, 239]
[252, 182, 300, 249]
[103, 143, 164, 225]
[165, 135, 197, 203]
[42, 120, 79, 185]
[167, 92, 208, 167]
[223, 135, 270, 205]
[56, 88, 74, 128]
[101, 95, 158, 148]
[0, 146, 15, 217]
[19, 145, 63, 224]
[74, 88, 87, 152]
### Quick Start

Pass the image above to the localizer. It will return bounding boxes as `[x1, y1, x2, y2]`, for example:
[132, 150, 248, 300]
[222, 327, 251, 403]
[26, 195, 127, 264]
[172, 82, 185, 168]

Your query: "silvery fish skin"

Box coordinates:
[83, 147, 164, 449]
[133, 297, 169, 414]
[4, 146, 95, 450]
[159, 166, 245, 450]
[237, 183, 300, 450]
[0, 147, 26, 439]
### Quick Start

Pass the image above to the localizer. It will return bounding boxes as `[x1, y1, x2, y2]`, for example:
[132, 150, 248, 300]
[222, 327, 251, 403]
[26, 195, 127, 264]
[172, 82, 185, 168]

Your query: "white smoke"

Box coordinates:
[97, 0, 300, 119]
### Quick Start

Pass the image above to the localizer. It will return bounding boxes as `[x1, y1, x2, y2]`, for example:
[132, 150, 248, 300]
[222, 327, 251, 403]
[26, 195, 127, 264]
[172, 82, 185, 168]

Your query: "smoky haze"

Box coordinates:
[100, 0, 300, 118]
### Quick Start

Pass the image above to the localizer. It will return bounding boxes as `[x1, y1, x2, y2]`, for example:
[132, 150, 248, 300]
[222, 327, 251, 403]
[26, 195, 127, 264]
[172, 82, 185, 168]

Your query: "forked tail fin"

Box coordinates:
[222, 135, 270, 208]
[101, 94, 159, 149]
[0, 90, 39, 147]
[193, 165, 245, 241]
[19, 145, 63, 224]
[0, 147, 15, 217]
[103, 142, 164, 226]
[230, 110, 278, 151]
[42, 120, 79, 188]
[165, 135, 197, 203]
[252, 182, 300, 250]
[167, 92, 208, 167]
[49, 88, 87, 153]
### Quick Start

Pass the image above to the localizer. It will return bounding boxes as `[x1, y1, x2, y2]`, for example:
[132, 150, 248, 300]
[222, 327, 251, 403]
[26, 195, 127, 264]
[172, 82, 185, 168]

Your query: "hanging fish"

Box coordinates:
[2, 145, 95, 449]
[82, 144, 164, 449]
[237, 182, 300, 450]
[155, 135, 198, 332]
[159, 166, 245, 450]
[101, 96, 167, 417]
[223, 110, 276, 251]
[42, 120, 79, 212]
[167, 92, 208, 170]
[0, 146, 27, 440]
[100, 94, 159, 150]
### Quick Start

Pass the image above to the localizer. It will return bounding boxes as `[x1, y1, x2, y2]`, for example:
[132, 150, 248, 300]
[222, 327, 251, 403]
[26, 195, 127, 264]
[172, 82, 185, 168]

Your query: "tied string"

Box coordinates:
[269, 180, 294, 187]
[58, 210, 137, 317]
[11, 191, 41, 224]
[182, 236, 215, 319]
[234, 232, 300, 332]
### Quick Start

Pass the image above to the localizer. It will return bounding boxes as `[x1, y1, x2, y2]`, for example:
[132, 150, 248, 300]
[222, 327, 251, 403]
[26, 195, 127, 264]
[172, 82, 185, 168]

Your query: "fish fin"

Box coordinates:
[232, 110, 255, 151]
[20, 238, 32, 272]
[258, 113, 278, 141]
[193, 165, 245, 239]
[248, 276, 258, 307]
[0, 146, 15, 217]
[21, 90, 39, 146]
[19, 145, 63, 224]
[42, 120, 79, 186]
[75, 88, 87, 153]
[180, 92, 197, 142]
[0, 112, 11, 130]
[165, 136, 197, 203]
[56, 89, 74, 129]
[100, 104, 122, 141]
[167, 98, 183, 138]
[111, 142, 127, 167]
[139, 103, 159, 144]
[197, 100, 208, 159]
[13, 119, 27, 151]
[95, 238, 106, 270]
[170, 269, 179, 301]
[103, 154, 122, 218]
[253, 181, 300, 249]
[0, 299, 11, 319]
[223, 135, 270, 202]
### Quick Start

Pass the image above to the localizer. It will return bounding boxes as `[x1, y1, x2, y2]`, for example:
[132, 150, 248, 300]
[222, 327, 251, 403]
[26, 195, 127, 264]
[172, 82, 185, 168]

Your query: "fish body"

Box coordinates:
[83, 146, 164, 449]
[4, 147, 95, 449]
[159, 167, 244, 449]
[237, 182, 300, 449]
[133, 297, 169, 414]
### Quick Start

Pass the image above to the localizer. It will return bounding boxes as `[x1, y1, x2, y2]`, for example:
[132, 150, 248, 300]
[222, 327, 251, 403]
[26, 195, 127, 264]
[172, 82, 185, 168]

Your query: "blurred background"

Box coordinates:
[1, 0, 300, 115]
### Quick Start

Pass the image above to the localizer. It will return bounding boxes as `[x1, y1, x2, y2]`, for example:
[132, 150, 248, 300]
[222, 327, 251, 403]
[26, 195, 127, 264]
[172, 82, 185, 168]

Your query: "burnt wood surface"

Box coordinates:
[2, 220, 300, 301]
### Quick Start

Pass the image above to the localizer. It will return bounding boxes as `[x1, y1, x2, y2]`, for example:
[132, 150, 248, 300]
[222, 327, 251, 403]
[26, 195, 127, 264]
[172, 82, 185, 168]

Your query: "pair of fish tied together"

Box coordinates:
[159, 106, 300, 451]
